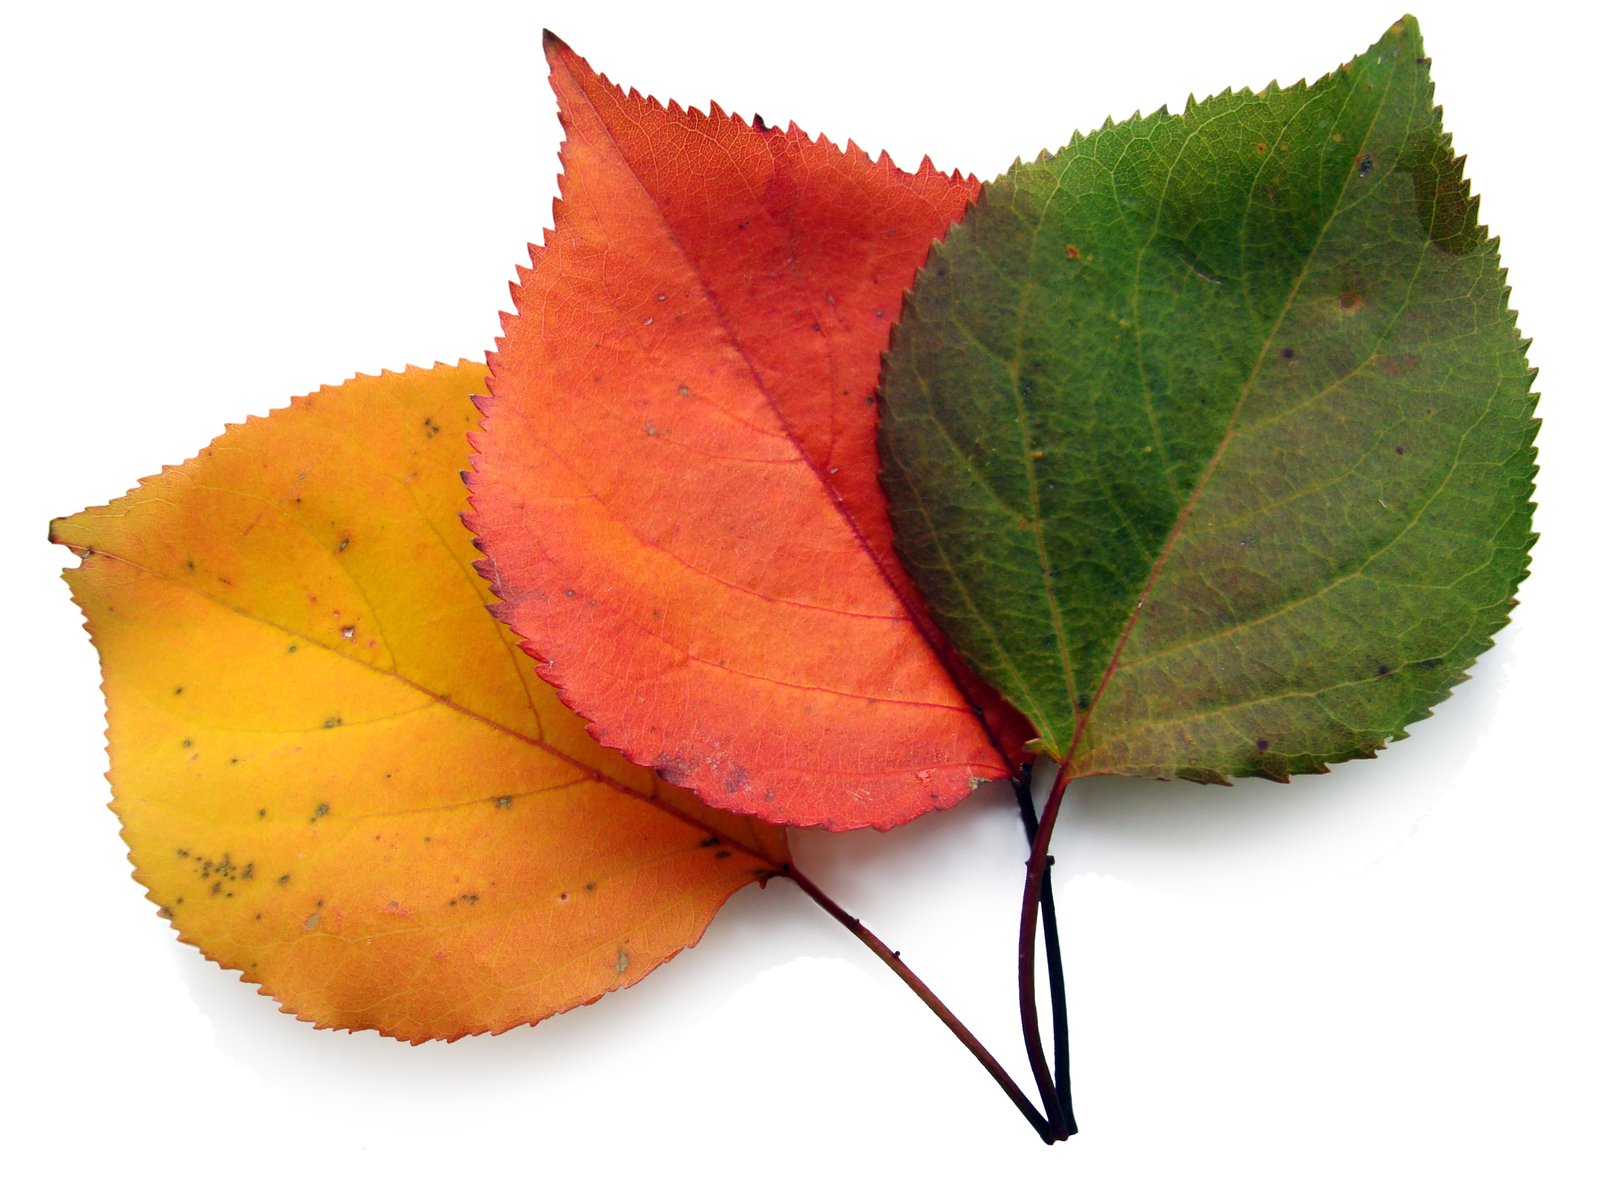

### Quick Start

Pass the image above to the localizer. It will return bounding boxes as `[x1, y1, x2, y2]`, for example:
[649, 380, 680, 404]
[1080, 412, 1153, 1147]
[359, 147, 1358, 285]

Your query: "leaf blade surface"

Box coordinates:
[469, 36, 1021, 829]
[882, 18, 1537, 780]
[53, 362, 786, 1042]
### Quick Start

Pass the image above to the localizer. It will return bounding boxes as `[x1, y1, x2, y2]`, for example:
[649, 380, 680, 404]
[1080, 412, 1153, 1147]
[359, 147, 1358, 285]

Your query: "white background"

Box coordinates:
[4, 1, 1595, 1195]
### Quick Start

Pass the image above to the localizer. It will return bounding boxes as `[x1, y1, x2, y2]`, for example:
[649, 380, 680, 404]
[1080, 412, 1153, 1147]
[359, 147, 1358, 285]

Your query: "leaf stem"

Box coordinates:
[1018, 762, 1077, 1139]
[1013, 766, 1077, 1136]
[781, 863, 1056, 1144]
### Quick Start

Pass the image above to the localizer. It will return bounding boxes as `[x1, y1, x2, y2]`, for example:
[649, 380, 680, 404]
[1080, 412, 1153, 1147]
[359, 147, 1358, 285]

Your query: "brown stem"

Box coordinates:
[1019, 763, 1076, 1139]
[781, 864, 1055, 1144]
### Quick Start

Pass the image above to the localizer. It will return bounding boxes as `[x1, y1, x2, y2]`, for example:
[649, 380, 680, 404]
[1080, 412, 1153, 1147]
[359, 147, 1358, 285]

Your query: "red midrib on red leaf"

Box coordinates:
[468, 37, 1021, 829]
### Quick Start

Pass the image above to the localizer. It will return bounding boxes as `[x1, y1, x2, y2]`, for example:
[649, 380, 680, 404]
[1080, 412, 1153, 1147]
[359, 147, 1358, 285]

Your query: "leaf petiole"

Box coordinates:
[1013, 767, 1077, 1138]
[781, 863, 1057, 1143]
[1019, 762, 1077, 1139]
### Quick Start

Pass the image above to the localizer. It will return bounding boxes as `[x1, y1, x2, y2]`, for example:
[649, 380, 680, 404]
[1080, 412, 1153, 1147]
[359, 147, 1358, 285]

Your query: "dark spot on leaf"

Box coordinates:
[1064, 244, 1081, 260]
[1395, 445, 1406, 455]
[1255, 738, 1270, 752]
[1377, 664, 1391, 676]
[257, 809, 267, 819]
[174, 686, 184, 696]
[311, 803, 329, 822]
[1280, 347, 1295, 360]
[714, 849, 733, 859]
[304, 912, 320, 930]
[323, 717, 342, 729]
[724, 766, 749, 793]
[1358, 153, 1374, 177]
[654, 756, 692, 787]
[494, 795, 514, 809]
[278, 874, 291, 886]
[584, 882, 596, 892]
[698, 836, 721, 848]
[338, 538, 350, 552]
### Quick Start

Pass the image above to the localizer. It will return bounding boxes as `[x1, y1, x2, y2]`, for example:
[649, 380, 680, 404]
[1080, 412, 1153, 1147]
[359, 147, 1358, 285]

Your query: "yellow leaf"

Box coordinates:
[52, 361, 788, 1043]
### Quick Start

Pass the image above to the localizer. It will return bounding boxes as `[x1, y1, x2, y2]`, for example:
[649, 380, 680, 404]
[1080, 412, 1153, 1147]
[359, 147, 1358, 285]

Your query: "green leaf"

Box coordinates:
[880, 17, 1536, 781]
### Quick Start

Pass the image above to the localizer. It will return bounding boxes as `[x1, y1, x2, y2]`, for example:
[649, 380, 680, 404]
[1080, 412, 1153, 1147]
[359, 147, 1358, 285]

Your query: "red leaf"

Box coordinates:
[469, 35, 1027, 830]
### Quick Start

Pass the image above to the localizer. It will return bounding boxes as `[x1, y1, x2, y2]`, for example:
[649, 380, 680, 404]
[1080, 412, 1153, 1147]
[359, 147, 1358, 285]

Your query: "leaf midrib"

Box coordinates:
[1058, 63, 1402, 775]
[69, 544, 786, 872]
[552, 55, 1005, 767]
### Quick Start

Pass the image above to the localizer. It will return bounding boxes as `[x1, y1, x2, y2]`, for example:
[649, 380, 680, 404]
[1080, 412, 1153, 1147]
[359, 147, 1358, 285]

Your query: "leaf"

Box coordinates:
[880, 18, 1537, 781]
[51, 362, 788, 1043]
[467, 34, 1027, 832]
